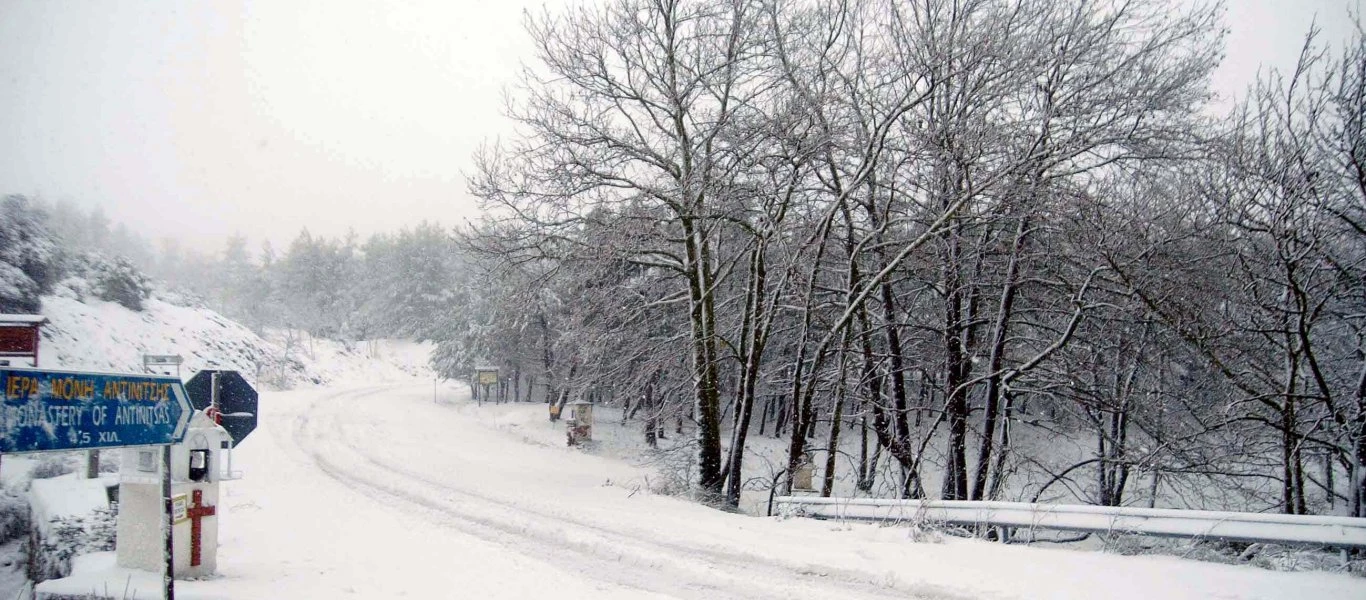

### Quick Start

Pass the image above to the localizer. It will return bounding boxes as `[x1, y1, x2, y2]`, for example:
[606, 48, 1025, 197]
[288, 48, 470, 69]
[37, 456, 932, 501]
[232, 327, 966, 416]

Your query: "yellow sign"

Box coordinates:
[172, 493, 189, 524]
[477, 370, 498, 385]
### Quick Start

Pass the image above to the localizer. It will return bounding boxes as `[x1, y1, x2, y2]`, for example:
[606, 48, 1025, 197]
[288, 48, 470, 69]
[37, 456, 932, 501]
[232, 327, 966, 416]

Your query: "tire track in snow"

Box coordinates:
[294, 385, 965, 600]
[292, 391, 716, 599]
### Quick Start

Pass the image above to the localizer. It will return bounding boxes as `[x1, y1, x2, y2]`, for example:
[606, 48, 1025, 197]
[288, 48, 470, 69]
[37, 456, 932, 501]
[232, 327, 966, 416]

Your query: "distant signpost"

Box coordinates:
[0, 368, 192, 453]
[474, 366, 500, 403]
[476, 368, 499, 386]
[143, 355, 183, 367]
[143, 354, 184, 378]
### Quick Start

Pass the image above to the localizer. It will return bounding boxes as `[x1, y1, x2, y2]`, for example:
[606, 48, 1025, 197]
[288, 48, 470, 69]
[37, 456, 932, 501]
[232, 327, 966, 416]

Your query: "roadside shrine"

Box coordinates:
[3, 365, 258, 599]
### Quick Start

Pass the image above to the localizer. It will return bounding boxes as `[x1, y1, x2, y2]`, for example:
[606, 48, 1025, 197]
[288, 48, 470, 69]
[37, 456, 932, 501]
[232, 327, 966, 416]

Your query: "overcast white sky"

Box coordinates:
[0, 0, 1361, 255]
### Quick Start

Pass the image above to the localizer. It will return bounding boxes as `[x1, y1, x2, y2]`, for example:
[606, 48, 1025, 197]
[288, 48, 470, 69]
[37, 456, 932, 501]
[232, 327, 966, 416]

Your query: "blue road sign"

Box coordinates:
[0, 368, 192, 453]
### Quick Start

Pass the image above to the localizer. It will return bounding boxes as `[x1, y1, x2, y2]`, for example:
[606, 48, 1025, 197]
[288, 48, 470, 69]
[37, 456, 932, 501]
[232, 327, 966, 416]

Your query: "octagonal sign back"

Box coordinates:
[185, 369, 258, 447]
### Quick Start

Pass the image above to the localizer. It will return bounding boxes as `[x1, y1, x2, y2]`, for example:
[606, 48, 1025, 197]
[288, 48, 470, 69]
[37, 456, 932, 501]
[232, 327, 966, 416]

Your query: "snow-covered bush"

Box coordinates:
[55, 253, 151, 311]
[0, 490, 29, 544]
[1098, 534, 1364, 576]
[903, 521, 947, 544]
[644, 448, 695, 498]
[29, 455, 77, 481]
[33, 508, 115, 582]
[0, 261, 41, 313]
[92, 259, 149, 311]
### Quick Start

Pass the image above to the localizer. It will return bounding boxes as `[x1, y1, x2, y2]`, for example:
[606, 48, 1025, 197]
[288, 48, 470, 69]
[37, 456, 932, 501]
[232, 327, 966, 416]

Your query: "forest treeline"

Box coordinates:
[0, 195, 463, 347]
[4, 0, 1363, 518]
[456, 0, 1366, 517]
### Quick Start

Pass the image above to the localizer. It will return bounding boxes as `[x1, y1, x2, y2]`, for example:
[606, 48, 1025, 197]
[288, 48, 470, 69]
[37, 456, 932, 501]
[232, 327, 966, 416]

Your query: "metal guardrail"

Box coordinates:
[774, 496, 1366, 549]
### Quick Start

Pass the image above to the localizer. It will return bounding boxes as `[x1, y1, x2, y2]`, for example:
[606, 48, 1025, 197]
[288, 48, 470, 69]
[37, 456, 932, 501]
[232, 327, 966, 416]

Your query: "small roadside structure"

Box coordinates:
[0, 313, 47, 367]
[791, 452, 815, 494]
[565, 399, 593, 446]
[116, 410, 233, 579]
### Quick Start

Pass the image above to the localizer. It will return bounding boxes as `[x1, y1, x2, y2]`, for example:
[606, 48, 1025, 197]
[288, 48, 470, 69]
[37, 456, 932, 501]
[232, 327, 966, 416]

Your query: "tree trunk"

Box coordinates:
[774, 396, 788, 437]
[858, 196, 914, 492]
[682, 216, 725, 501]
[857, 411, 875, 493]
[724, 243, 770, 507]
[644, 372, 659, 448]
[1282, 401, 1299, 514]
[821, 347, 850, 497]
[971, 215, 1028, 500]
[942, 234, 971, 500]
[758, 397, 771, 437]
[1355, 358, 1366, 517]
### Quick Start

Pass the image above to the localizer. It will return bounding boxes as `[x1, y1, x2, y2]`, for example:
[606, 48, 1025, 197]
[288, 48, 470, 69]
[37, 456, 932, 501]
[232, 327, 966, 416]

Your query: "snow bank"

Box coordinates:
[26, 473, 117, 582]
[28, 475, 113, 537]
[33, 552, 229, 600]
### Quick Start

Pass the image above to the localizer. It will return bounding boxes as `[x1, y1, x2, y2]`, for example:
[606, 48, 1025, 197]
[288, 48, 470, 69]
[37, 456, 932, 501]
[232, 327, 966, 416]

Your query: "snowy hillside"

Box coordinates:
[31, 291, 432, 388]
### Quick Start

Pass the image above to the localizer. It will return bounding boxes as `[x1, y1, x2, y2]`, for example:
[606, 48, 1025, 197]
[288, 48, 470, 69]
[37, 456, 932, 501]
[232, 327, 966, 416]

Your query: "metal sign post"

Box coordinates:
[162, 444, 174, 600]
[211, 371, 220, 413]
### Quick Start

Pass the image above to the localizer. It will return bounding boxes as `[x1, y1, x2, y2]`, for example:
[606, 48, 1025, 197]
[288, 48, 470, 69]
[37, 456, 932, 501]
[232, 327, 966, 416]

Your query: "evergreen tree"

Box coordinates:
[0, 195, 61, 313]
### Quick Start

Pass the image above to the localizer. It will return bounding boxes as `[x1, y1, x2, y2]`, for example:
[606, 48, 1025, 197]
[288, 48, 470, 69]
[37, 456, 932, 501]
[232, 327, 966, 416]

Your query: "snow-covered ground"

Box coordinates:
[34, 292, 433, 389]
[41, 380, 1363, 599]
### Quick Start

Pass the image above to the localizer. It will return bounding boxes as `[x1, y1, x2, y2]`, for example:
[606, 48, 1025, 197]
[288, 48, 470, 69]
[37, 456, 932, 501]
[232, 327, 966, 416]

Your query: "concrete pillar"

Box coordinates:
[115, 413, 231, 579]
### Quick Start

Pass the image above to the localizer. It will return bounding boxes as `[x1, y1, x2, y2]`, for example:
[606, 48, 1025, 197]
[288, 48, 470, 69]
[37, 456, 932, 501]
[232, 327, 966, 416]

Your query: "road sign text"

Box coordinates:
[0, 368, 191, 453]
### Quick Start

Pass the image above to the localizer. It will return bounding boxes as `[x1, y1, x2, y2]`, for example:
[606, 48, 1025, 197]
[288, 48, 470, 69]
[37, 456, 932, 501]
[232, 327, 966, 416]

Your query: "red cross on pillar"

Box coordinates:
[187, 489, 217, 567]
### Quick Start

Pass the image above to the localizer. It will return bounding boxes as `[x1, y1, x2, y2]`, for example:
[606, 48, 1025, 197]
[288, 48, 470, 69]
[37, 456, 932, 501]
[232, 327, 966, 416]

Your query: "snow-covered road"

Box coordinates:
[184, 383, 1365, 599]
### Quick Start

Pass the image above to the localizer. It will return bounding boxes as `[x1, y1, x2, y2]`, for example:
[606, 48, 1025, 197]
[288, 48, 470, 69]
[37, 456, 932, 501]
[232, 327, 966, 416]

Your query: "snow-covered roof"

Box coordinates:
[0, 313, 48, 325]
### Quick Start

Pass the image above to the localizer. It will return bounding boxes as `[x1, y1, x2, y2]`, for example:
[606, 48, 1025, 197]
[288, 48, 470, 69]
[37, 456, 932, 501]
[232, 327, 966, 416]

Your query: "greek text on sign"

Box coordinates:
[0, 368, 192, 453]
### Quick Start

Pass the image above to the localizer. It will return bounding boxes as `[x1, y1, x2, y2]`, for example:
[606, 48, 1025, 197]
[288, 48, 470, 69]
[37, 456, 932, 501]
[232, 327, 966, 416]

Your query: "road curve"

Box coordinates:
[286, 385, 953, 600]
